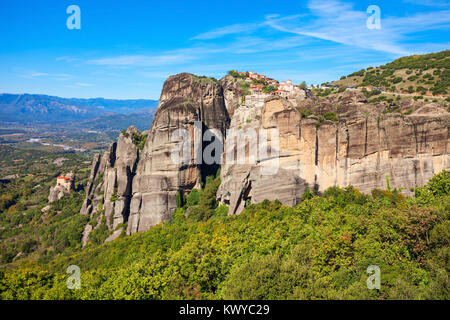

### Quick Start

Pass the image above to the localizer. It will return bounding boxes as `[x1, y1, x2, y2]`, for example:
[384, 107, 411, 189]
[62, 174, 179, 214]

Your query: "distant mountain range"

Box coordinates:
[0, 93, 159, 123]
[73, 109, 156, 131]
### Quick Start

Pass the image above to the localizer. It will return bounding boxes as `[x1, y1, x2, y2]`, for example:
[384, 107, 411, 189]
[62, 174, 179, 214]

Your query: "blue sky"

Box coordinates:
[0, 0, 449, 99]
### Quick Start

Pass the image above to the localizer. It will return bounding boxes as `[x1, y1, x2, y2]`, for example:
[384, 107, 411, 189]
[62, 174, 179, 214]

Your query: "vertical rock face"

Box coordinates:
[80, 72, 449, 243]
[218, 90, 450, 215]
[218, 93, 308, 214]
[127, 73, 230, 234]
[80, 72, 231, 242]
[220, 75, 245, 118]
[102, 126, 139, 229]
[80, 126, 139, 244]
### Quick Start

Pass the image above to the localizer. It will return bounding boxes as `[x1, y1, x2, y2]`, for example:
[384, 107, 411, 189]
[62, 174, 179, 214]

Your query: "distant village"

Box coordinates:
[230, 70, 305, 97]
[229, 70, 370, 96]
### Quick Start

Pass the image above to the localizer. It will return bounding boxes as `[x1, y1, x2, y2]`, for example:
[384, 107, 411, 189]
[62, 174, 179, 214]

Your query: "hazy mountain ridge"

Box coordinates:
[0, 93, 158, 123]
[72, 109, 155, 131]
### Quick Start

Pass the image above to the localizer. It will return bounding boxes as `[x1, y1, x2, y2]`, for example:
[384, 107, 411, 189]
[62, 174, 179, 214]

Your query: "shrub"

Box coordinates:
[187, 189, 200, 207]
[89, 218, 111, 246]
[185, 175, 221, 222]
[131, 132, 147, 151]
[299, 108, 313, 118]
[301, 186, 315, 201]
[323, 112, 338, 122]
[228, 70, 238, 78]
[412, 170, 449, 207]
[176, 190, 184, 208]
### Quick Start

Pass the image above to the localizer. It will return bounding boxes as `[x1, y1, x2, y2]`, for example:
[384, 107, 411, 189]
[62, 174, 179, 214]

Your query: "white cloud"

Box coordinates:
[85, 46, 220, 67]
[139, 71, 173, 79]
[74, 82, 93, 87]
[265, 1, 403, 55]
[189, 0, 449, 57]
[264, 0, 450, 55]
[56, 56, 80, 63]
[403, 0, 450, 7]
[191, 23, 261, 40]
[20, 71, 49, 78]
[42, 0, 448, 96]
[19, 71, 72, 80]
[88, 54, 195, 67]
[224, 35, 312, 54]
[86, 35, 312, 70]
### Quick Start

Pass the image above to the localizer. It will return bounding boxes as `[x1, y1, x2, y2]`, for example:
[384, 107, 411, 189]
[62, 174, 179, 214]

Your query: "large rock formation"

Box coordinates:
[220, 75, 246, 118]
[80, 73, 230, 241]
[80, 126, 140, 243]
[48, 172, 75, 203]
[127, 73, 230, 234]
[218, 89, 449, 215]
[80, 72, 450, 243]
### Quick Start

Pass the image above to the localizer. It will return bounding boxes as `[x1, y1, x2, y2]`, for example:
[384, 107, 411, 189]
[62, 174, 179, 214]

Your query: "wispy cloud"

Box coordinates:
[265, 0, 450, 55]
[56, 56, 81, 63]
[35, 0, 449, 96]
[191, 23, 261, 40]
[190, 0, 449, 56]
[74, 82, 93, 87]
[139, 71, 174, 79]
[265, 1, 398, 55]
[21, 71, 49, 78]
[86, 35, 312, 70]
[88, 51, 200, 67]
[70, 1, 449, 77]
[222, 35, 312, 54]
[19, 71, 72, 80]
[403, 0, 450, 7]
[86, 46, 231, 68]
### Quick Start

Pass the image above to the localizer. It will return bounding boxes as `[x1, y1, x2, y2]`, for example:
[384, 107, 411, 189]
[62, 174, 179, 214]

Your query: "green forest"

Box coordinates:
[0, 166, 448, 300]
[0, 146, 91, 266]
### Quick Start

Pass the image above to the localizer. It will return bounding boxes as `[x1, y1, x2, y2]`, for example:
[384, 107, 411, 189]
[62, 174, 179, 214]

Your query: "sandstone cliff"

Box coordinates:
[218, 90, 449, 214]
[219, 75, 246, 118]
[80, 73, 230, 242]
[127, 73, 230, 234]
[80, 72, 450, 244]
[80, 126, 140, 244]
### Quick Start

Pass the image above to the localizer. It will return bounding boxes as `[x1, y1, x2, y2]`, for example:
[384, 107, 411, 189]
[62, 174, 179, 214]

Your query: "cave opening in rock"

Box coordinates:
[199, 122, 222, 187]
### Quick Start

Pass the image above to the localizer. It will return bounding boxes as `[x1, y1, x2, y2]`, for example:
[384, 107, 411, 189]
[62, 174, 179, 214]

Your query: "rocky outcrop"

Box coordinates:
[218, 89, 450, 215]
[79, 126, 140, 244]
[80, 73, 230, 241]
[127, 73, 230, 234]
[80, 72, 450, 243]
[48, 172, 75, 203]
[81, 224, 92, 248]
[80, 145, 113, 216]
[220, 75, 245, 118]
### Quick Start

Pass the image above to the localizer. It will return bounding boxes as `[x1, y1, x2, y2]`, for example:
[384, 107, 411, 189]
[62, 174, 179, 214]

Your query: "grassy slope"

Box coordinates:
[330, 50, 449, 97]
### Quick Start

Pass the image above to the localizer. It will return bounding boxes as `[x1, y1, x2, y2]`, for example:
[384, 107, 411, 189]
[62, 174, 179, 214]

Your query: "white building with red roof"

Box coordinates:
[278, 79, 294, 92]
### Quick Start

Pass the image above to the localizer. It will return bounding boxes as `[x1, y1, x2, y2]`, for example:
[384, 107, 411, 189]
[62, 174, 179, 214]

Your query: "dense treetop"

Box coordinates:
[1, 170, 448, 300]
